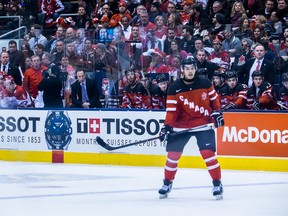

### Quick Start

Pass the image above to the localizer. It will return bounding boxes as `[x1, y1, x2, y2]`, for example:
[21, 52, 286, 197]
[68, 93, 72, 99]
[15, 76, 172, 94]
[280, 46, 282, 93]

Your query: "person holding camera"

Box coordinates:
[37, 66, 63, 108]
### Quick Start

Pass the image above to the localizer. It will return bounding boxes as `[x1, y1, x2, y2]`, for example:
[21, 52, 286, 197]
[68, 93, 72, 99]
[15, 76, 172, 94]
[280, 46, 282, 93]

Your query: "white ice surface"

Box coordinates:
[0, 161, 287, 216]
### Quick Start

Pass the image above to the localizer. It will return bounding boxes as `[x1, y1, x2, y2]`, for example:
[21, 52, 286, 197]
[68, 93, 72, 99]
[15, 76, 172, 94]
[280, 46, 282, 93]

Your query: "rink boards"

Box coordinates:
[0, 109, 287, 172]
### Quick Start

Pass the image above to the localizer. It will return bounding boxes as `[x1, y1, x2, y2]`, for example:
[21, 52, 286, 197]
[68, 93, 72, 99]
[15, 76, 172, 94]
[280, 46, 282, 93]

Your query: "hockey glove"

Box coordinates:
[159, 125, 174, 142]
[211, 111, 224, 128]
[253, 101, 262, 110]
[223, 102, 237, 110]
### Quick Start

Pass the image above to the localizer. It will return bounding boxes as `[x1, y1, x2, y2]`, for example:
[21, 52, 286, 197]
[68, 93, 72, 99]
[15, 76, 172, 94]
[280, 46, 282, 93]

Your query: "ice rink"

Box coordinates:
[0, 161, 287, 216]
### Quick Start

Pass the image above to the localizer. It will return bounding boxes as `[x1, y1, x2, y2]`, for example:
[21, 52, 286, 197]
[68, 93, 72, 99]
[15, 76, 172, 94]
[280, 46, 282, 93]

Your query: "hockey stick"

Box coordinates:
[96, 123, 215, 151]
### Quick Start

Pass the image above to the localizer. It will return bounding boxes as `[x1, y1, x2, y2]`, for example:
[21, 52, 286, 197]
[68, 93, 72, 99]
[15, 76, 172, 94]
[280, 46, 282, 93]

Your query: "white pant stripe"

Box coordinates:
[204, 156, 216, 163]
[167, 158, 179, 164]
[165, 166, 178, 171]
[207, 163, 219, 170]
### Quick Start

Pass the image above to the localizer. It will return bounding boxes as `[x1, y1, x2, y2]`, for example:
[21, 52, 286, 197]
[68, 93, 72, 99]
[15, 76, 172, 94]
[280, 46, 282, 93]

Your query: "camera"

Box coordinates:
[59, 72, 68, 82]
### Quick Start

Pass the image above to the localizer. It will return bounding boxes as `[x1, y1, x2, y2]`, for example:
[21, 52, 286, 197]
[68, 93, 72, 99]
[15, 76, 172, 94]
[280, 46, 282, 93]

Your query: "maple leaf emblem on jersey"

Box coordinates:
[201, 92, 207, 100]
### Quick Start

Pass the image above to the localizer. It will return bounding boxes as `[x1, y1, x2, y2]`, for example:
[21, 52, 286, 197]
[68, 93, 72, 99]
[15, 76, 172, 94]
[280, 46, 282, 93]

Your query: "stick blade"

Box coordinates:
[96, 136, 114, 151]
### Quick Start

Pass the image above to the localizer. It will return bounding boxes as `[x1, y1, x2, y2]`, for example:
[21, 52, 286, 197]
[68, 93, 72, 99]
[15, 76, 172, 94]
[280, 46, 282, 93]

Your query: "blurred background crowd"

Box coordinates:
[0, 0, 287, 110]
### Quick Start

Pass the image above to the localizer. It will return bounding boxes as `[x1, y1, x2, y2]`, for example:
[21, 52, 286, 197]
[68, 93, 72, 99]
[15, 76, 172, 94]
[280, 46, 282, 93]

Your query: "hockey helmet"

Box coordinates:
[225, 71, 238, 79]
[212, 69, 226, 78]
[181, 57, 197, 67]
[252, 70, 263, 78]
[156, 74, 167, 83]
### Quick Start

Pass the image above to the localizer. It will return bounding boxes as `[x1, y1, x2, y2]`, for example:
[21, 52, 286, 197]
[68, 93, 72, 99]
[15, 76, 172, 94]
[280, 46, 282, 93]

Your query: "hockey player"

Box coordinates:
[156, 74, 169, 109]
[158, 58, 224, 200]
[278, 73, 288, 109]
[245, 71, 279, 110]
[212, 69, 226, 94]
[121, 68, 146, 109]
[140, 72, 161, 109]
[221, 71, 248, 110]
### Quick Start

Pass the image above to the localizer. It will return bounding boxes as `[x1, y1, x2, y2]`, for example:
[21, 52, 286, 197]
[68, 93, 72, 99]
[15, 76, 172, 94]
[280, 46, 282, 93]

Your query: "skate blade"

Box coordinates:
[214, 194, 223, 200]
[159, 194, 169, 199]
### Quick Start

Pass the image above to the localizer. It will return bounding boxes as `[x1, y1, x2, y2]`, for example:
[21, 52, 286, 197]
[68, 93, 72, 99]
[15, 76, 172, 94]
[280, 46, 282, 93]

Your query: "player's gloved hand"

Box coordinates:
[159, 125, 173, 142]
[211, 111, 224, 128]
[253, 101, 262, 110]
[223, 102, 237, 110]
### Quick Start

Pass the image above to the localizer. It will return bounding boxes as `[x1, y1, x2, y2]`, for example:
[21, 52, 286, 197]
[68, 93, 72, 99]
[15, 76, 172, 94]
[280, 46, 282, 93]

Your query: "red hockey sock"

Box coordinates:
[164, 151, 182, 181]
[200, 150, 221, 180]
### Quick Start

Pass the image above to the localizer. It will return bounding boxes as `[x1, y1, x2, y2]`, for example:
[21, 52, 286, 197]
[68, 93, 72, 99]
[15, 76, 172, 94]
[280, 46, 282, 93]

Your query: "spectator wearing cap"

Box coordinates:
[88, 17, 101, 40]
[208, 38, 230, 70]
[149, 2, 166, 24]
[109, 1, 132, 27]
[232, 37, 254, 70]
[210, 13, 226, 37]
[237, 44, 275, 87]
[180, 0, 194, 25]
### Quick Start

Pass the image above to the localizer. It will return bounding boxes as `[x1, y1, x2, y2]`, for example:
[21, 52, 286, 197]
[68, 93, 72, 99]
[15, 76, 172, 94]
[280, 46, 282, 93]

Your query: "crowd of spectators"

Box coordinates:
[0, 0, 288, 110]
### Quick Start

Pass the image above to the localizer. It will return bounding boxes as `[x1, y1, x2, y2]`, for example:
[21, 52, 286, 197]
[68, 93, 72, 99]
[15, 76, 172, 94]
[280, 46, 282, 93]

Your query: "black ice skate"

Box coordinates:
[158, 179, 173, 199]
[212, 180, 223, 200]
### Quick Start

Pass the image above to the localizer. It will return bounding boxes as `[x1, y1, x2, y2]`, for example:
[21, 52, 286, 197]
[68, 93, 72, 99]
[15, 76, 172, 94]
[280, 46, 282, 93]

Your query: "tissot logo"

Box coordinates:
[77, 118, 100, 133]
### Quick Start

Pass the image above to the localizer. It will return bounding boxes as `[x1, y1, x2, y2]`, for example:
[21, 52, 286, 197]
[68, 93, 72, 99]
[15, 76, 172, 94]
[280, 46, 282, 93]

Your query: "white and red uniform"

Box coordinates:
[244, 82, 279, 110]
[220, 83, 248, 109]
[165, 76, 220, 129]
[41, 0, 65, 16]
[208, 51, 230, 70]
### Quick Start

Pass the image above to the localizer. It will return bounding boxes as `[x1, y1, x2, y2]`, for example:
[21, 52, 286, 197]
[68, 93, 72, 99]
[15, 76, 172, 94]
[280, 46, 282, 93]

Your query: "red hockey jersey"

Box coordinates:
[165, 76, 220, 128]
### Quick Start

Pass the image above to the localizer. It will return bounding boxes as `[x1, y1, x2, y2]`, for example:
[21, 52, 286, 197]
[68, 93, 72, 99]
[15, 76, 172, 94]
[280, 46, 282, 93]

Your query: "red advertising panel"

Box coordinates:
[217, 112, 288, 157]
